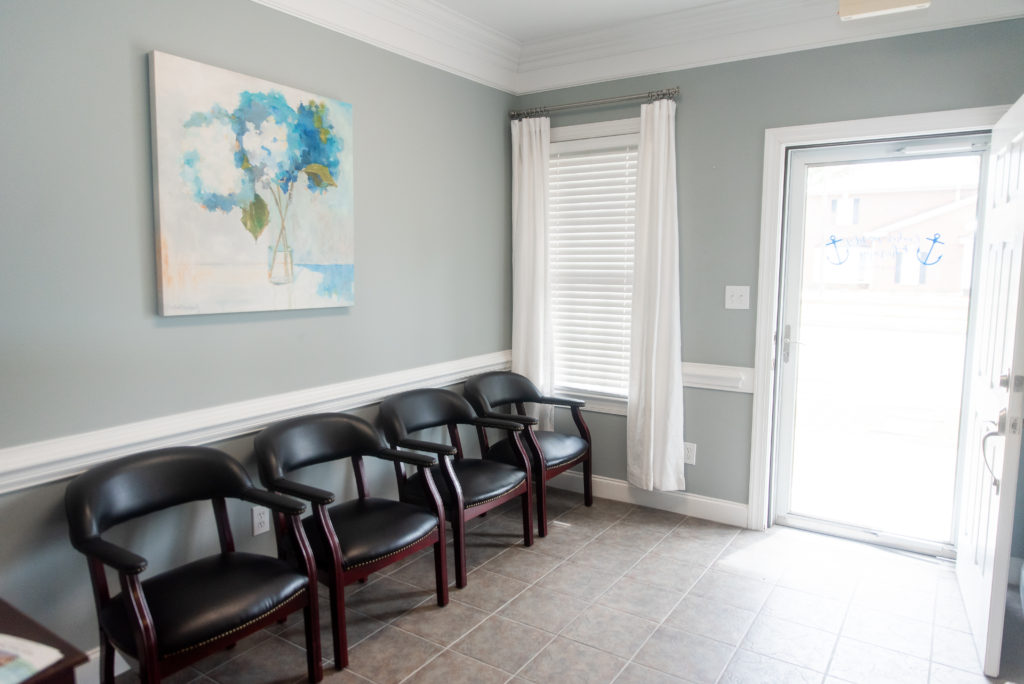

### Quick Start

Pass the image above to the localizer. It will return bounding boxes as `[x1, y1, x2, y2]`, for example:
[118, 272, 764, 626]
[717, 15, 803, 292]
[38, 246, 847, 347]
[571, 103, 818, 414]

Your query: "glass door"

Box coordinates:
[774, 134, 988, 555]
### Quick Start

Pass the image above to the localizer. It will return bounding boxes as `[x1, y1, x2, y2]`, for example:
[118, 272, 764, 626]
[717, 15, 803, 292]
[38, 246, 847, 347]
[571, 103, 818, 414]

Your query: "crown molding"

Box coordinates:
[514, 0, 1024, 93]
[251, 0, 1024, 95]
[249, 0, 521, 92]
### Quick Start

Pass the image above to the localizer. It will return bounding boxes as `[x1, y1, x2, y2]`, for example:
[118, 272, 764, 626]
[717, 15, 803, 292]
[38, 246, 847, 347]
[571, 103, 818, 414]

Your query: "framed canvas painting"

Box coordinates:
[149, 51, 354, 315]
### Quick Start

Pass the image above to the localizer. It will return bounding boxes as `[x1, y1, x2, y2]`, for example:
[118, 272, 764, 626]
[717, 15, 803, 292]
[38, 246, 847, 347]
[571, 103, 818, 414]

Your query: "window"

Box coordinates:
[548, 119, 640, 399]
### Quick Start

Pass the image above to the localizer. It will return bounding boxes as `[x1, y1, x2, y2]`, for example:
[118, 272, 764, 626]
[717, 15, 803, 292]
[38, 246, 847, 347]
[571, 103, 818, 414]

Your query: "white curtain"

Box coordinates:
[510, 117, 554, 428]
[627, 99, 686, 491]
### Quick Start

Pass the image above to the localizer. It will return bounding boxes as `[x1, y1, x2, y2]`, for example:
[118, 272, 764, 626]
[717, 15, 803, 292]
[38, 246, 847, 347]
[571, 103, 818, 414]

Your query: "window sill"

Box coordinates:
[552, 390, 627, 416]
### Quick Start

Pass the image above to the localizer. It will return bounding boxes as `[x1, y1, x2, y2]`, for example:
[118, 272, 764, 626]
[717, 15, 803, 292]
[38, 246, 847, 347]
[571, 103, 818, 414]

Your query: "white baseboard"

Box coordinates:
[1012, 555, 1023, 588]
[550, 470, 749, 528]
[0, 351, 512, 496]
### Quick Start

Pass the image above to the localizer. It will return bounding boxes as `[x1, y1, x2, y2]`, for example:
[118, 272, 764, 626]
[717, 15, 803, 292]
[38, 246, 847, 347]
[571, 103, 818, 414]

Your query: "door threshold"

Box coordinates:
[776, 513, 956, 560]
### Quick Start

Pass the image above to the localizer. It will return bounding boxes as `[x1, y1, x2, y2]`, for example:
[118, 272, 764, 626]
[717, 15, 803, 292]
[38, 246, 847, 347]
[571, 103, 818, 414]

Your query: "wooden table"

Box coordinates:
[0, 600, 88, 684]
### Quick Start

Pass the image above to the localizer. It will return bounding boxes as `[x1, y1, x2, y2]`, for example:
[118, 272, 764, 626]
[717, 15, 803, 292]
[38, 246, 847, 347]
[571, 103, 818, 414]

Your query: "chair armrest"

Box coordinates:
[77, 537, 148, 575]
[376, 448, 439, 468]
[266, 478, 335, 506]
[470, 416, 524, 431]
[394, 438, 458, 456]
[483, 411, 539, 427]
[241, 488, 306, 516]
[538, 395, 586, 409]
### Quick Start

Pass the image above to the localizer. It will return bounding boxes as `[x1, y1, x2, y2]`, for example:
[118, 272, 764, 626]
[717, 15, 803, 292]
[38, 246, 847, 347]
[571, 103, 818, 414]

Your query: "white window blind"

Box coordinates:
[549, 128, 639, 397]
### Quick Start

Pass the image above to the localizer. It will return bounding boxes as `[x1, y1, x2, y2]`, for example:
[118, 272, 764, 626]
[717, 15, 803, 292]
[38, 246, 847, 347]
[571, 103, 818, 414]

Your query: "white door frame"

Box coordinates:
[748, 105, 1010, 531]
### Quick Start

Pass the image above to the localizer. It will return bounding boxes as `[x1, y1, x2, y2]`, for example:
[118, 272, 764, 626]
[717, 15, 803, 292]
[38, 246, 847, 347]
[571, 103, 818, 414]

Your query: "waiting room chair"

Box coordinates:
[463, 371, 592, 537]
[64, 446, 322, 684]
[377, 388, 533, 587]
[254, 412, 448, 670]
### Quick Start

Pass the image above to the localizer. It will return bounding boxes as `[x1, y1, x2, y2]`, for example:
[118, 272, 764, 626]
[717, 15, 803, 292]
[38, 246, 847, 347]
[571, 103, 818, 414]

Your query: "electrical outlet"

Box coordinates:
[251, 506, 271, 536]
[724, 285, 750, 310]
[683, 442, 697, 465]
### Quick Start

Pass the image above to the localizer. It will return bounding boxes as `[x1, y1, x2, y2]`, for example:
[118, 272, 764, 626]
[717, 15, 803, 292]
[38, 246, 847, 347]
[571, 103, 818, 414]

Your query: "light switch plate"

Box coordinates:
[725, 286, 750, 310]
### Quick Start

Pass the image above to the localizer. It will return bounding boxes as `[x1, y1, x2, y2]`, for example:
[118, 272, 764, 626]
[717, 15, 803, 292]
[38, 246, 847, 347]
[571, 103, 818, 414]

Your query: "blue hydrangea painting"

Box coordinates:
[150, 51, 354, 315]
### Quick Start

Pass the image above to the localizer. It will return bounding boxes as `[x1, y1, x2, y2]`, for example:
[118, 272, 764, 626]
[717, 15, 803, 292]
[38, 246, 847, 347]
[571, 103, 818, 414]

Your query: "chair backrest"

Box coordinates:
[463, 371, 543, 415]
[64, 447, 253, 548]
[255, 413, 384, 482]
[377, 388, 476, 443]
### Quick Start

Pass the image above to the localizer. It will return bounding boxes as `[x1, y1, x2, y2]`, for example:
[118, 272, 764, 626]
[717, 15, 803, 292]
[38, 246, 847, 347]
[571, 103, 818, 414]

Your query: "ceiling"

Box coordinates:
[251, 0, 1024, 94]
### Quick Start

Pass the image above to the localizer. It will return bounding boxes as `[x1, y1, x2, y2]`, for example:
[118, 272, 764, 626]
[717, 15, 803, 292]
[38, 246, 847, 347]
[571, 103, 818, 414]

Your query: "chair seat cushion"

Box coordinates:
[304, 497, 438, 571]
[487, 431, 588, 474]
[100, 553, 308, 658]
[401, 459, 527, 511]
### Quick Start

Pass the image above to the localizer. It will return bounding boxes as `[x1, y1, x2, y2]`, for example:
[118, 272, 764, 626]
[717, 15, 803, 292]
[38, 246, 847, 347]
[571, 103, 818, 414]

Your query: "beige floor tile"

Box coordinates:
[479, 546, 562, 583]
[345, 576, 433, 623]
[719, 649, 823, 684]
[499, 584, 589, 632]
[384, 551, 447, 591]
[928, 662, 990, 684]
[402, 650, 508, 684]
[650, 532, 730, 567]
[840, 604, 931, 659]
[761, 585, 848, 633]
[626, 554, 707, 593]
[452, 568, 529, 611]
[345, 626, 442, 684]
[562, 604, 658, 659]
[827, 637, 929, 684]
[519, 636, 627, 684]
[530, 521, 597, 560]
[633, 625, 734, 684]
[932, 625, 982, 673]
[205, 635, 314, 684]
[594, 521, 671, 552]
[689, 569, 773, 613]
[191, 630, 278, 674]
[620, 507, 685, 533]
[664, 594, 756, 646]
[451, 615, 553, 673]
[391, 599, 490, 646]
[741, 614, 837, 672]
[571, 537, 648, 575]
[612, 662, 691, 683]
[537, 559, 620, 598]
[597, 576, 685, 622]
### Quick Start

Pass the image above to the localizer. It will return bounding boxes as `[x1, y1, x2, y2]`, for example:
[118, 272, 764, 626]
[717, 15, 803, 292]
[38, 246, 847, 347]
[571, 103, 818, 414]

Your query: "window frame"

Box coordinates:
[547, 117, 641, 415]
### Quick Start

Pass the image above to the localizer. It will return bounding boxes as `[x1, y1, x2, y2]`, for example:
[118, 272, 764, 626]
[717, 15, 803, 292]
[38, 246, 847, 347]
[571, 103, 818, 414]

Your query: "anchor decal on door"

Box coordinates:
[826, 235, 849, 265]
[917, 233, 944, 266]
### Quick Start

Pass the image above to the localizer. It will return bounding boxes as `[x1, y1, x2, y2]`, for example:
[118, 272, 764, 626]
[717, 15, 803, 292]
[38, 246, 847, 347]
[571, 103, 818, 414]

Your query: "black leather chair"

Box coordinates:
[255, 412, 448, 670]
[377, 388, 533, 587]
[64, 447, 322, 684]
[464, 371, 593, 537]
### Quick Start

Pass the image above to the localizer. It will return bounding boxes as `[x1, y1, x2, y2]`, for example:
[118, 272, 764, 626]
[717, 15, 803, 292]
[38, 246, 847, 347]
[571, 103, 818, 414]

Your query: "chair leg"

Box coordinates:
[583, 453, 594, 506]
[433, 536, 449, 606]
[329, 581, 347, 670]
[535, 475, 548, 538]
[452, 514, 468, 588]
[99, 632, 115, 684]
[303, 598, 324, 682]
[521, 483, 534, 548]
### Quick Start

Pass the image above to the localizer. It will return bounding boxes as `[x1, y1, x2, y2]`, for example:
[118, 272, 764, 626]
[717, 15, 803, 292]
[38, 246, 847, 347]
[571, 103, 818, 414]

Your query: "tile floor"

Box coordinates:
[117, 490, 1024, 684]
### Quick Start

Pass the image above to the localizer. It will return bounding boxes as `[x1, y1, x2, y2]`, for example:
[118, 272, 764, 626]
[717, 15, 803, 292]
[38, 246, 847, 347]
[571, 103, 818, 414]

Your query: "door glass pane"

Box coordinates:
[789, 155, 981, 543]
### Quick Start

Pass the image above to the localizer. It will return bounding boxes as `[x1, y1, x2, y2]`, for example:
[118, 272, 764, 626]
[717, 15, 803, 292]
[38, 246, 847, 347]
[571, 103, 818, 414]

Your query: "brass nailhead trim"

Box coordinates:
[343, 526, 439, 570]
[162, 588, 307, 658]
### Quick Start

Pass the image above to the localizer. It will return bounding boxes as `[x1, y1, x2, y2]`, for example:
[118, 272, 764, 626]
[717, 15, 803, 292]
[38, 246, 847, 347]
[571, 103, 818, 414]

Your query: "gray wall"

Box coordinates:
[0, 0, 512, 648]
[520, 21, 1024, 535]
[3, 1, 1024, 653]
[0, 0, 514, 447]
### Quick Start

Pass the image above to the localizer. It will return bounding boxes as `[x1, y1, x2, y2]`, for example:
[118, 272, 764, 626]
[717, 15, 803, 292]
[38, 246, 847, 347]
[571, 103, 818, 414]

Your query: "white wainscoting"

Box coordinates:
[550, 471, 749, 528]
[0, 351, 513, 496]
[0, 356, 754, 496]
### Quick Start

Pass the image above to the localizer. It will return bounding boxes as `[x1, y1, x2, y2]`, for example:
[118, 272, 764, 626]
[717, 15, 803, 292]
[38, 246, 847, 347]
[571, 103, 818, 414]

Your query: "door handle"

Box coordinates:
[782, 324, 801, 363]
[981, 409, 1006, 495]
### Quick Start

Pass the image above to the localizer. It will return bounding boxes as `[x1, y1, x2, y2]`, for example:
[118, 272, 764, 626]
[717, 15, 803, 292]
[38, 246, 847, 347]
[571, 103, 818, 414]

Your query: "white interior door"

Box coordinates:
[956, 93, 1024, 677]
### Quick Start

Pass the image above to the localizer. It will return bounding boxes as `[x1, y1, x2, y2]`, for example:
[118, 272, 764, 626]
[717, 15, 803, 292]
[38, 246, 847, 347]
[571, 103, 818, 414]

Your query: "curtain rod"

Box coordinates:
[508, 87, 679, 120]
